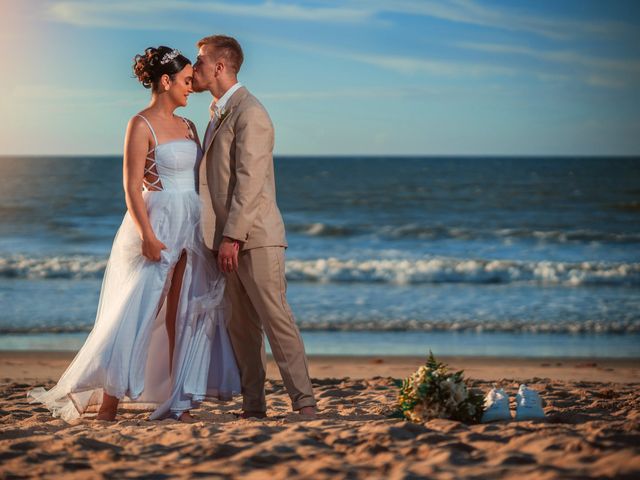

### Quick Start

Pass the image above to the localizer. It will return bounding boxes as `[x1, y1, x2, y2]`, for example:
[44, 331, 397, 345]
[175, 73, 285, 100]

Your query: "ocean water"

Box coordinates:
[0, 156, 638, 357]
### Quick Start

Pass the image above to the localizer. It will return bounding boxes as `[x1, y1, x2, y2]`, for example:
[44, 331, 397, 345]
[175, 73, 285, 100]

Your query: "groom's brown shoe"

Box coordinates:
[297, 406, 317, 418]
[237, 410, 267, 419]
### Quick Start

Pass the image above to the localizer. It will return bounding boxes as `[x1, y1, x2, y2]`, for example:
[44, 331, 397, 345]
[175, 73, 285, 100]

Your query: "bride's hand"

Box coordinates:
[141, 235, 167, 261]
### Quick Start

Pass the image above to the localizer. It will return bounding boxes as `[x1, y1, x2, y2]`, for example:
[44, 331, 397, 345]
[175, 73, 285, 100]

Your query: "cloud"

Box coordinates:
[43, 0, 640, 92]
[344, 52, 517, 77]
[12, 85, 137, 99]
[261, 35, 586, 89]
[585, 75, 628, 89]
[455, 41, 640, 74]
[258, 85, 474, 101]
[47, 0, 637, 41]
[257, 81, 528, 103]
[252, 34, 521, 79]
[48, 0, 372, 28]
[454, 41, 640, 88]
[10, 85, 143, 108]
[355, 0, 635, 40]
[190, 1, 369, 23]
[49, 1, 157, 28]
[265, 35, 637, 90]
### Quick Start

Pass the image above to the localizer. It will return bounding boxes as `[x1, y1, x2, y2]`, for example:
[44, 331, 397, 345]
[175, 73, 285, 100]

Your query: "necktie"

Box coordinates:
[204, 99, 219, 148]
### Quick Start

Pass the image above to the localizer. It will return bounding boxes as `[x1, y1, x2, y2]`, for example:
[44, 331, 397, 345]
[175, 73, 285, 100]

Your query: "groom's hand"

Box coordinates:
[218, 237, 239, 273]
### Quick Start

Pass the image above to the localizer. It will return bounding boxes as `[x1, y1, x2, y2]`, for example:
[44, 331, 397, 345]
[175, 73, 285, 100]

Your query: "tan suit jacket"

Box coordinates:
[199, 87, 287, 251]
[199, 87, 315, 412]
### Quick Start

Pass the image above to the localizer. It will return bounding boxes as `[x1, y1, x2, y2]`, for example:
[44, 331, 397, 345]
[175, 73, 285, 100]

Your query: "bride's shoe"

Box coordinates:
[481, 387, 512, 423]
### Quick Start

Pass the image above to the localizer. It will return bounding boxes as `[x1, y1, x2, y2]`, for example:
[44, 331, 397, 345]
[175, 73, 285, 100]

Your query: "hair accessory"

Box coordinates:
[160, 49, 181, 65]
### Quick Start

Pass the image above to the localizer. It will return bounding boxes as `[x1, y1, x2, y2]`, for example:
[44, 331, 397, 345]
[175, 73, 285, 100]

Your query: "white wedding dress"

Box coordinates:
[29, 115, 241, 421]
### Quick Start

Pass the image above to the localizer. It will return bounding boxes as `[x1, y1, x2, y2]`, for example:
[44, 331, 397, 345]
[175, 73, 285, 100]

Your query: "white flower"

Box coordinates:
[453, 383, 467, 403]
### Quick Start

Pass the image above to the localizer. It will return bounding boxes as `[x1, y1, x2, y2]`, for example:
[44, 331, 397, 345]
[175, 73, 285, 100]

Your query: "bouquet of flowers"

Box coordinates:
[396, 352, 484, 424]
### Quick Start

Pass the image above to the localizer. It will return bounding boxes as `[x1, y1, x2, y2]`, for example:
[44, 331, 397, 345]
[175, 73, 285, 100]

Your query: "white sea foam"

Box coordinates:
[0, 255, 107, 279]
[1, 254, 638, 286]
[293, 319, 640, 333]
[286, 257, 640, 286]
[2, 318, 639, 334]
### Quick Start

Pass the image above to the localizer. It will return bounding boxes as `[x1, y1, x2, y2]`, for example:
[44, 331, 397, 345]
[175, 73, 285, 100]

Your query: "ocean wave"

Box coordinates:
[289, 222, 640, 243]
[289, 222, 358, 237]
[2, 319, 638, 335]
[286, 258, 640, 286]
[1, 254, 638, 286]
[0, 255, 107, 279]
[297, 319, 640, 334]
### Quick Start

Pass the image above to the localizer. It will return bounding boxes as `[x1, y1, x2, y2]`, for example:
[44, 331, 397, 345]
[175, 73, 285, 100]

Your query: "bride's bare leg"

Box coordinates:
[166, 250, 187, 375]
[96, 392, 119, 421]
[165, 251, 196, 423]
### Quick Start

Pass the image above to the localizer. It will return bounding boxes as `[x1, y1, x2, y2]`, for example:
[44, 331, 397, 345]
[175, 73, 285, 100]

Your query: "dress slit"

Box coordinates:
[166, 249, 188, 375]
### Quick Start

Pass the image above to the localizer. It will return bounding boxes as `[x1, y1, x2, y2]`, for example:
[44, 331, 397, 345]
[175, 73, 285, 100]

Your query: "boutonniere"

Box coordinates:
[215, 109, 232, 131]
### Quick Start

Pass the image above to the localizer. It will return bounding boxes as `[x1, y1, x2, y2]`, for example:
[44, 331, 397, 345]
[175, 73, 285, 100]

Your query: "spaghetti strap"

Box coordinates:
[136, 114, 158, 147]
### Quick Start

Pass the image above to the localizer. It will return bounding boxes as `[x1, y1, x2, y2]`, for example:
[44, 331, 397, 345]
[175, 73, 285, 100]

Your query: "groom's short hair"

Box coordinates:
[197, 35, 244, 74]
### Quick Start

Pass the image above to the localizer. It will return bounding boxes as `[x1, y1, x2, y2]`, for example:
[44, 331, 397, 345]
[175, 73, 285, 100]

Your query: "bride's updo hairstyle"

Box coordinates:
[133, 46, 191, 90]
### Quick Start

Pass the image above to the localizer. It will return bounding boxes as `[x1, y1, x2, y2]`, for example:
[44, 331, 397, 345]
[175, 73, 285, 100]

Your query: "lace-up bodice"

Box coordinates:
[136, 114, 202, 192]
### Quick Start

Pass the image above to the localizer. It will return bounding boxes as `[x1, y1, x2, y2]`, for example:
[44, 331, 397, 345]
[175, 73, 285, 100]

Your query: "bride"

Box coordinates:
[29, 46, 240, 422]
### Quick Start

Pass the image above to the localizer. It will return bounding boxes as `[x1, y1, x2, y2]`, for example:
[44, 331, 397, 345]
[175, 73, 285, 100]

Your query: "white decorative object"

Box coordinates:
[481, 387, 512, 422]
[515, 384, 546, 420]
[160, 49, 181, 65]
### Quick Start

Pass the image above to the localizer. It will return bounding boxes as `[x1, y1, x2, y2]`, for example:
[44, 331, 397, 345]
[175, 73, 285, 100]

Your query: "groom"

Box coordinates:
[192, 35, 317, 418]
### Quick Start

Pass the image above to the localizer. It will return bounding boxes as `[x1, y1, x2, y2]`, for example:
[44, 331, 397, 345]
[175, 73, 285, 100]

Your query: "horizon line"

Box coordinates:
[1, 153, 639, 159]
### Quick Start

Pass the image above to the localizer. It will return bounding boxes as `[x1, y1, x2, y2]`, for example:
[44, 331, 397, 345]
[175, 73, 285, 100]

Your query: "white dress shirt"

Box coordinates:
[204, 82, 243, 148]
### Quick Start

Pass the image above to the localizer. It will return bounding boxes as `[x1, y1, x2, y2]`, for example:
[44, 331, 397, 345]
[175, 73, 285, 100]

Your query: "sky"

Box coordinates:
[1, 0, 639, 156]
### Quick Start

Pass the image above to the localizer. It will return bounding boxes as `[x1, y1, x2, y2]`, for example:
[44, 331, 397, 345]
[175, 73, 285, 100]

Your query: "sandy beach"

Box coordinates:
[1, 352, 639, 479]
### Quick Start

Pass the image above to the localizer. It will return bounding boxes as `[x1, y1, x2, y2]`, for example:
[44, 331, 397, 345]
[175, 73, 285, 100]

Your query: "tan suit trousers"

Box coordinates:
[225, 246, 316, 412]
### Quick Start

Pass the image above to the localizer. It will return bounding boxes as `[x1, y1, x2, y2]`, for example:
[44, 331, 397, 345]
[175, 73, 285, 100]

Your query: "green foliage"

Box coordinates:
[394, 350, 485, 424]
